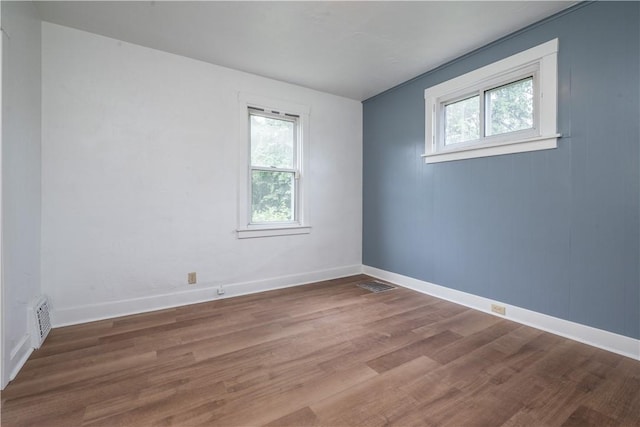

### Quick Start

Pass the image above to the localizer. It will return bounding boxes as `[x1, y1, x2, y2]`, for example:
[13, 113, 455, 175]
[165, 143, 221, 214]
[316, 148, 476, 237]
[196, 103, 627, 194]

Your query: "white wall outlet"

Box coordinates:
[491, 304, 506, 315]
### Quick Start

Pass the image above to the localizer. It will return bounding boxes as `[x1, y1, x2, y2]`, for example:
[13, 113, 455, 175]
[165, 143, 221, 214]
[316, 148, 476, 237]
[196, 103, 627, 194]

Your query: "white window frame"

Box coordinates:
[237, 93, 311, 239]
[423, 39, 560, 164]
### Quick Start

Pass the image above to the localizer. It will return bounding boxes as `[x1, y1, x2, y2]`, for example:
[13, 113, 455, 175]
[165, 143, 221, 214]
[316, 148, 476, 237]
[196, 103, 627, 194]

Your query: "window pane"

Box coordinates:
[444, 95, 480, 145]
[251, 170, 294, 222]
[250, 114, 294, 168]
[486, 77, 533, 137]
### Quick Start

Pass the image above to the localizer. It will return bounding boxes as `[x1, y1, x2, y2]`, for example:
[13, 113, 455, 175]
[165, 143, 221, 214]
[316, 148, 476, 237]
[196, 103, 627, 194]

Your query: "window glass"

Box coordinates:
[251, 170, 294, 223]
[250, 114, 294, 169]
[444, 95, 480, 145]
[485, 77, 534, 137]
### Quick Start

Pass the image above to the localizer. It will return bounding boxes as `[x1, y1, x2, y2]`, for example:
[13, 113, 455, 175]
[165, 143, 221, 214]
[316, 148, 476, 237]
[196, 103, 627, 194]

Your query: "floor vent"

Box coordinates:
[358, 282, 396, 293]
[31, 297, 52, 349]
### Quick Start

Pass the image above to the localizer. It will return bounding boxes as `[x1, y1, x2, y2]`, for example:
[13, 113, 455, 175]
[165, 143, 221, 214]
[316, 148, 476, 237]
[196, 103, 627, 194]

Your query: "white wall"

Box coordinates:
[1, 1, 42, 387]
[41, 23, 362, 325]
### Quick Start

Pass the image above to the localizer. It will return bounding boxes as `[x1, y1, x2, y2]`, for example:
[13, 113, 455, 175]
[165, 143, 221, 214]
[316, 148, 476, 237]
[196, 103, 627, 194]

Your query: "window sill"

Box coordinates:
[236, 225, 311, 239]
[422, 134, 560, 164]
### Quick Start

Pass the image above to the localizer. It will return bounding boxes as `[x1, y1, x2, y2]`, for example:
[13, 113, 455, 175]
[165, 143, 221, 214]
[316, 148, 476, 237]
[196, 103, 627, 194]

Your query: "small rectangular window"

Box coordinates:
[424, 39, 560, 164]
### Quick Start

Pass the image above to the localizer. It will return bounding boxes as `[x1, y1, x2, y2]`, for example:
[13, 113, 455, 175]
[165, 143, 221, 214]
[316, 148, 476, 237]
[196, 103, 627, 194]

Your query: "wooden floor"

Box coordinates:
[2, 275, 639, 426]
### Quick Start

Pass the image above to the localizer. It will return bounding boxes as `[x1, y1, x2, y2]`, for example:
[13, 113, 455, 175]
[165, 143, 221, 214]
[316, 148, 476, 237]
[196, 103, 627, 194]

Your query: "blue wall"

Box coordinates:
[362, 2, 639, 339]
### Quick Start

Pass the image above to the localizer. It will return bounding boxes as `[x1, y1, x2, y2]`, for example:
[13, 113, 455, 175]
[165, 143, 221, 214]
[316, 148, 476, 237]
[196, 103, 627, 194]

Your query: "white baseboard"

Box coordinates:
[52, 264, 363, 327]
[363, 265, 640, 360]
[48, 263, 639, 360]
[8, 334, 33, 384]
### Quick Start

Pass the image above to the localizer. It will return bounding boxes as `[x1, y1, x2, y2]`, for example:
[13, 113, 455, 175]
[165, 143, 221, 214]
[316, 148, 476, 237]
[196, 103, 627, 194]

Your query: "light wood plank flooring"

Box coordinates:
[2, 275, 639, 426]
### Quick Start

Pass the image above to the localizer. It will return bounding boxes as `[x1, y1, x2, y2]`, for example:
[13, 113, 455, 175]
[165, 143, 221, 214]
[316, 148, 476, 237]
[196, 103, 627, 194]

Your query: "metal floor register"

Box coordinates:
[357, 282, 396, 293]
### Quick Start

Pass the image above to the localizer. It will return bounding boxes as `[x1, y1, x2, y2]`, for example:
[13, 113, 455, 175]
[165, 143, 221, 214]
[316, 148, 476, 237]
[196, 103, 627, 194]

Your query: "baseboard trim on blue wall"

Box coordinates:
[363, 265, 640, 360]
[52, 264, 363, 328]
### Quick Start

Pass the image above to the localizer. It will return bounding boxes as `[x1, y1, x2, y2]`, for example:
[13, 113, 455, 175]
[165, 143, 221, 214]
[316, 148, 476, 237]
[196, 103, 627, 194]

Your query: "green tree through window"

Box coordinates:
[486, 77, 533, 136]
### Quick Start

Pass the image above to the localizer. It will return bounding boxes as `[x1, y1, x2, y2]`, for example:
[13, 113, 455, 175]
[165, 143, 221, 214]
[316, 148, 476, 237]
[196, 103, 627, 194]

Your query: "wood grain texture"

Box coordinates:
[2, 275, 639, 426]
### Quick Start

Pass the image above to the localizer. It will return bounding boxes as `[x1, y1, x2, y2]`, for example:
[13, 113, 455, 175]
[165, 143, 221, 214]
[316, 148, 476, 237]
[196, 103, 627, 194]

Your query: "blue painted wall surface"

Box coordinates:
[362, 2, 639, 339]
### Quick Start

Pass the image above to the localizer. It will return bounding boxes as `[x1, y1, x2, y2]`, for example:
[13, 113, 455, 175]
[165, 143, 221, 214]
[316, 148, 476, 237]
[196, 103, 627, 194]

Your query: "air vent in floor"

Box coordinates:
[357, 282, 396, 293]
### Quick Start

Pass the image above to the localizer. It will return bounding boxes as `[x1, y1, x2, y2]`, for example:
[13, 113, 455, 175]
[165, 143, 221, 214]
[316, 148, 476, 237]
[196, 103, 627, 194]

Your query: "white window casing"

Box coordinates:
[423, 39, 560, 164]
[237, 93, 311, 239]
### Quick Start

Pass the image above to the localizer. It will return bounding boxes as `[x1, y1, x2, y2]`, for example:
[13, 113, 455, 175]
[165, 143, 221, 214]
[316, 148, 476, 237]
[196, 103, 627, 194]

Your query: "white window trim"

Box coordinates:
[237, 93, 311, 239]
[423, 39, 560, 164]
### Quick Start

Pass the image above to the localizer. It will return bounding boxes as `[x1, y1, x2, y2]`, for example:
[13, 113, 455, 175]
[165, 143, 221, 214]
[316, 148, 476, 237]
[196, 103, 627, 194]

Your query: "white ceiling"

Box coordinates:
[35, 1, 575, 101]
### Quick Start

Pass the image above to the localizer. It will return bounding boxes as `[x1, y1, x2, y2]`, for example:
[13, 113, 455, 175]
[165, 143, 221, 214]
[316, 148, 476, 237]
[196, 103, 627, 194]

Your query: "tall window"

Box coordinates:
[237, 94, 310, 239]
[249, 108, 298, 224]
[424, 39, 559, 164]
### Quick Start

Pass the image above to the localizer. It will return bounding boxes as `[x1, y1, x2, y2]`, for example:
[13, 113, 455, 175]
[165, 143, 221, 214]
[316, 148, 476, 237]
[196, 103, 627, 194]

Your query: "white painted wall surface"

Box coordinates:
[41, 23, 362, 325]
[1, 1, 42, 387]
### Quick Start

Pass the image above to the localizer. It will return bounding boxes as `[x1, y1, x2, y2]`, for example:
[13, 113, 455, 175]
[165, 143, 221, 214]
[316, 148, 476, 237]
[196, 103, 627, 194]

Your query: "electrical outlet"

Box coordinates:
[491, 304, 506, 315]
[217, 286, 225, 295]
[188, 272, 197, 285]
